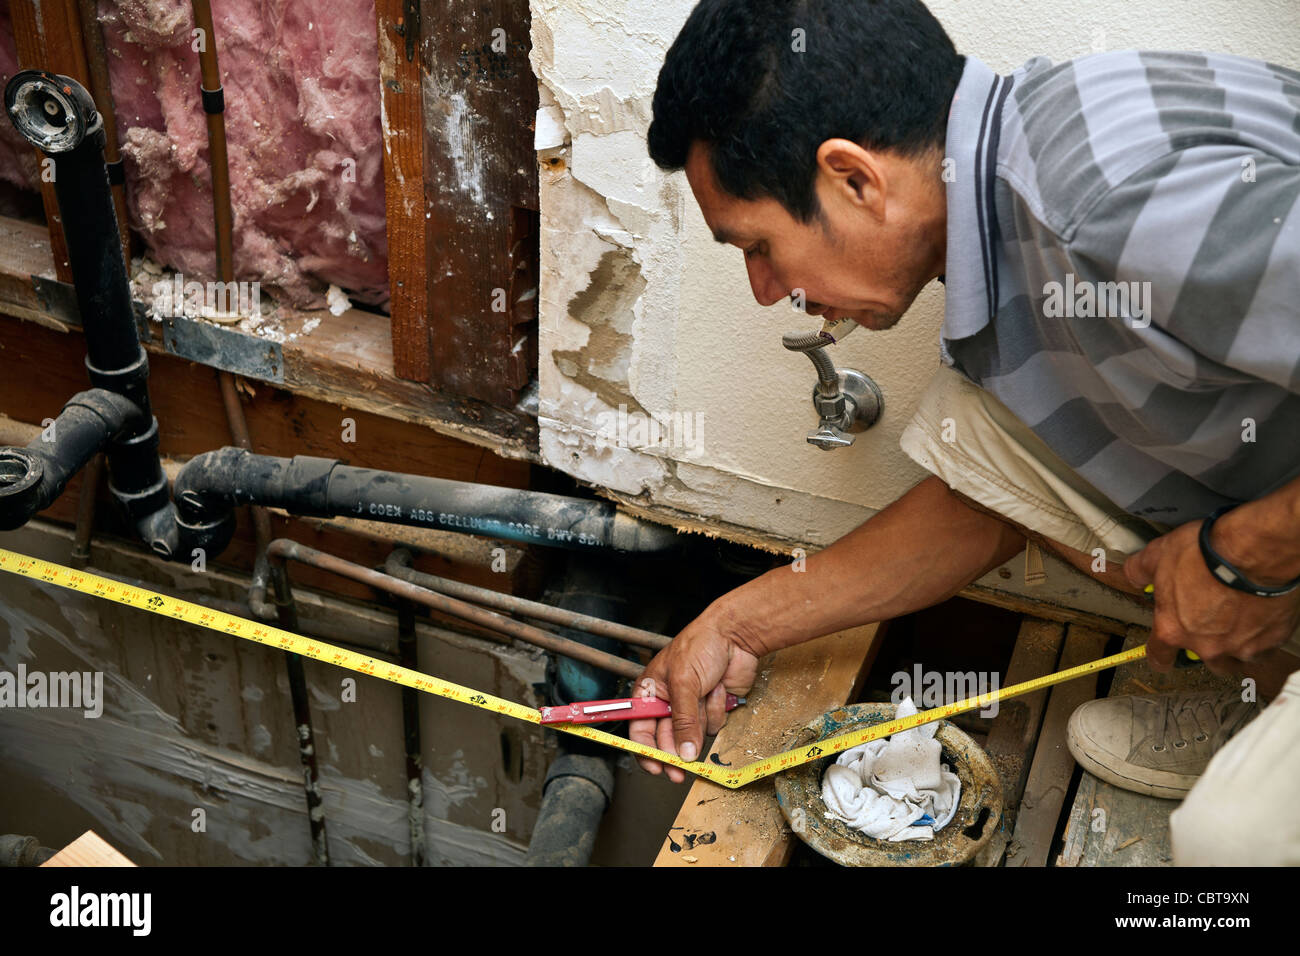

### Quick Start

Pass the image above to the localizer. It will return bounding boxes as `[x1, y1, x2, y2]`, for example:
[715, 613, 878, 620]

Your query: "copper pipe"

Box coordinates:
[217, 371, 274, 552]
[69, 451, 105, 569]
[267, 539, 642, 680]
[190, 0, 234, 282]
[384, 549, 670, 651]
[192, 8, 274, 564]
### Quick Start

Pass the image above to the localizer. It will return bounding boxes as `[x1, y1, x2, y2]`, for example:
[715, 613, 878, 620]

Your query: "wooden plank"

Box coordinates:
[421, 0, 539, 406]
[40, 830, 134, 867]
[1056, 624, 1238, 867]
[974, 616, 1067, 866]
[957, 582, 1141, 637]
[9, 0, 91, 285]
[375, 0, 431, 382]
[654, 623, 883, 867]
[1006, 624, 1110, 866]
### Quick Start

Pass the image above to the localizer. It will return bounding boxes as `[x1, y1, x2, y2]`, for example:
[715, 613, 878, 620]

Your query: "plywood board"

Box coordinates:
[41, 830, 135, 867]
[654, 623, 883, 867]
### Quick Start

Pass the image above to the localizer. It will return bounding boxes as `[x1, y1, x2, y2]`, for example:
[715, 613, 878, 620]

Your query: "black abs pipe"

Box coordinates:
[1, 72, 212, 559]
[174, 447, 679, 553]
[0, 389, 142, 530]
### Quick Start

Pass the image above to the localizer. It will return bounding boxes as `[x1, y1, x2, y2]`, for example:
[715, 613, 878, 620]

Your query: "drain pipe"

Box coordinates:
[0, 389, 143, 529]
[0, 834, 56, 866]
[0, 71, 228, 559]
[525, 553, 637, 867]
[174, 447, 678, 555]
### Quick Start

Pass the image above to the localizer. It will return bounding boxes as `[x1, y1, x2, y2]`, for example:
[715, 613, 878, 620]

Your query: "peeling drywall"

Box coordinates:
[530, 0, 1300, 561]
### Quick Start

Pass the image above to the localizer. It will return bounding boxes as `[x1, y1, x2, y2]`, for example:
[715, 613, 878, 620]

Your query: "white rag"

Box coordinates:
[821, 698, 962, 842]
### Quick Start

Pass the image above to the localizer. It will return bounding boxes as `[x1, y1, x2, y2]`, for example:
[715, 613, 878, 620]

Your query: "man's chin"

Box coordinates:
[847, 309, 905, 331]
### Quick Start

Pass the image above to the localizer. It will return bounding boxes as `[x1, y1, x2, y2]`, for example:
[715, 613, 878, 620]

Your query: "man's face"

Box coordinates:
[684, 140, 944, 331]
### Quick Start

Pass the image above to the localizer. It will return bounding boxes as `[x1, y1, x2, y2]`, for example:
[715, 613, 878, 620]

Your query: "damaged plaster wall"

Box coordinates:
[529, 0, 1300, 561]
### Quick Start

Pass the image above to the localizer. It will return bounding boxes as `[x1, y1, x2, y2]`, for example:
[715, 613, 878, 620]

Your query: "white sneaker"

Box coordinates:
[1066, 689, 1259, 799]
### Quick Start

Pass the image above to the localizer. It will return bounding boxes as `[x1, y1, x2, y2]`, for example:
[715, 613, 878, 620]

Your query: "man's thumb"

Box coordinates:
[1124, 540, 1158, 590]
[673, 698, 703, 762]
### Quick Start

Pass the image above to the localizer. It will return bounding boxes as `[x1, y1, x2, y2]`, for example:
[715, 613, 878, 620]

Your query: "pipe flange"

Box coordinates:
[4, 71, 100, 154]
[0, 448, 45, 530]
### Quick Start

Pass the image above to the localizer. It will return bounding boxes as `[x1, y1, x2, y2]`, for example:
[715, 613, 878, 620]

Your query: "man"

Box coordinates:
[630, 0, 1300, 864]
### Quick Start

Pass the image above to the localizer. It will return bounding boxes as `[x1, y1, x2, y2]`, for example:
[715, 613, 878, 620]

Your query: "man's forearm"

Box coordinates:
[716, 476, 1026, 658]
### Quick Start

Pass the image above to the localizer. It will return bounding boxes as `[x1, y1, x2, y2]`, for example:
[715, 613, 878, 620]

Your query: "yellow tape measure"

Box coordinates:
[0, 547, 1147, 789]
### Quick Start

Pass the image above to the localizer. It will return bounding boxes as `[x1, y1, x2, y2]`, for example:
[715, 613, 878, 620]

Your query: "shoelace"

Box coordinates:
[1152, 688, 1257, 755]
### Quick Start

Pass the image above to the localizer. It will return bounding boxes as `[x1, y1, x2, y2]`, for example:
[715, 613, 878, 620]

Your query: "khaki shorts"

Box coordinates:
[900, 362, 1171, 571]
[902, 362, 1300, 864]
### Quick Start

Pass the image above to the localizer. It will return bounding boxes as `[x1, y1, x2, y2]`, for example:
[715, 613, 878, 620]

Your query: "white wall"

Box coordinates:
[529, 1, 1300, 605]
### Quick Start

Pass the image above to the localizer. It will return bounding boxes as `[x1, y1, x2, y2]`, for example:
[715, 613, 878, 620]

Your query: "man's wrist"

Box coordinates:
[1211, 487, 1300, 587]
[707, 581, 777, 659]
[708, 565, 815, 659]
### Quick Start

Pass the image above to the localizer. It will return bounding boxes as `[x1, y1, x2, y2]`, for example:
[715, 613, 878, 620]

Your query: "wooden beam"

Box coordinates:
[975, 616, 1066, 866]
[957, 583, 1142, 637]
[9, 0, 92, 285]
[421, 0, 538, 406]
[654, 623, 883, 867]
[1005, 624, 1110, 866]
[375, 0, 431, 382]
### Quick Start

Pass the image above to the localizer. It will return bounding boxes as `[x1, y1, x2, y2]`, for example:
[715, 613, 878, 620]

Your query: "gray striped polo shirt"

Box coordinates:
[940, 51, 1300, 529]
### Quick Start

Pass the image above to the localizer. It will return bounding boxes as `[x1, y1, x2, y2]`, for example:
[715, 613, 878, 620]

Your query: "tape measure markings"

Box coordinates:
[0, 548, 1144, 790]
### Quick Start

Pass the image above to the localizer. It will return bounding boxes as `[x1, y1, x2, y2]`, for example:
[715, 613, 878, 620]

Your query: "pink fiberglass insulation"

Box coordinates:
[0, 4, 40, 194]
[1, 0, 388, 310]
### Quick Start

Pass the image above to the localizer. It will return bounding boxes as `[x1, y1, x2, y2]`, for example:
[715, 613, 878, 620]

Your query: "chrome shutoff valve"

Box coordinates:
[783, 330, 883, 451]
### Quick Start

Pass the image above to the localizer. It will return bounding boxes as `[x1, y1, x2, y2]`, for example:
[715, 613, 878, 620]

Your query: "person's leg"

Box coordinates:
[1169, 668, 1300, 866]
[903, 365, 1299, 828]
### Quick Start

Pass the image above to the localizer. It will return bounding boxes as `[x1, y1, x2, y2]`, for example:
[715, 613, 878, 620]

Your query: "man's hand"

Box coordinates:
[629, 604, 761, 784]
[1123, 507, 1300, 674]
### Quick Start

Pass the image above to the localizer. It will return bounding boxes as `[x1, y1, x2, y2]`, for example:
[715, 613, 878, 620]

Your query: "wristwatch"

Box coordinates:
[1199, 504, 1300, 597]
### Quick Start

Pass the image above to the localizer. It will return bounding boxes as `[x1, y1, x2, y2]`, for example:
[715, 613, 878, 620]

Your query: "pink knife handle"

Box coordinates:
[539, 694, 742, 725]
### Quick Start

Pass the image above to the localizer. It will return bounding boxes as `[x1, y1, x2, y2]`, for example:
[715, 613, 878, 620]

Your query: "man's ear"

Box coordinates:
[815, 138, 885, 217]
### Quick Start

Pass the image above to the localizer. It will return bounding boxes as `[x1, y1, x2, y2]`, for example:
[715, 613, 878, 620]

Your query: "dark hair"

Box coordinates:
[648, 0, 964, 222]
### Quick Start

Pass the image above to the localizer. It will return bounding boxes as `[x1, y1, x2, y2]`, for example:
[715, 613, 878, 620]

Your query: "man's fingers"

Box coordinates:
[1147, 616, 1180, 672]
[629, 717, 661, 775]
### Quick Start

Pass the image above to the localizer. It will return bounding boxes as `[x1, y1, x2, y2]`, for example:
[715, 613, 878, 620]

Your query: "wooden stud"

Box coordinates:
[421, 0, 539, 406]
[375, 0, 432, 382]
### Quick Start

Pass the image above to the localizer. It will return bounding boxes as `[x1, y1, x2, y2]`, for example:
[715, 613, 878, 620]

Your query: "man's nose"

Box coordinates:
[745, 257, 787, 307]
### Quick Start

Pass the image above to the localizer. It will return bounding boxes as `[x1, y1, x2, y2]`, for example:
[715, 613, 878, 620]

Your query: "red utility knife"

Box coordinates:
[539, 694, 745, 725]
